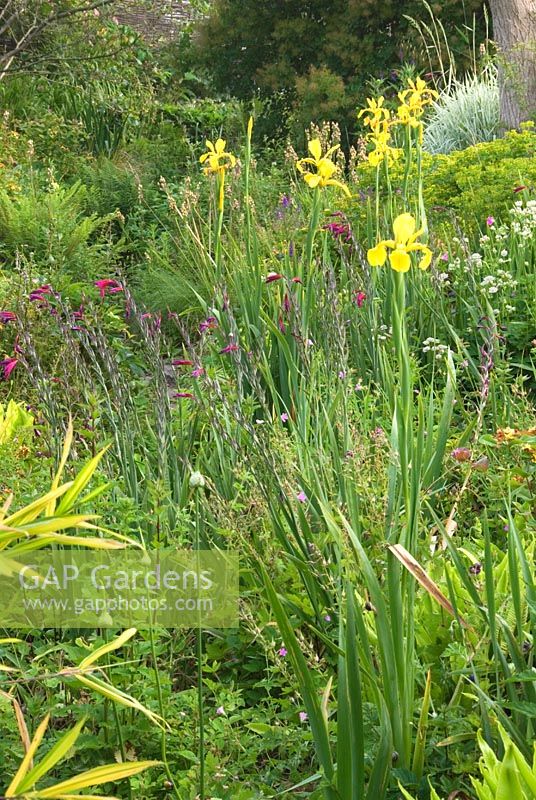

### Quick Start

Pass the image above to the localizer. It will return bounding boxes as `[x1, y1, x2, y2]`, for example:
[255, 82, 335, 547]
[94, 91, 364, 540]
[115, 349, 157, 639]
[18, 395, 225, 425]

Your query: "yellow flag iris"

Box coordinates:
[199, 138, 236, 174]
[199, 138, 236, 211]
[367, 213, 432, 273]
[296, 139, 350, 196]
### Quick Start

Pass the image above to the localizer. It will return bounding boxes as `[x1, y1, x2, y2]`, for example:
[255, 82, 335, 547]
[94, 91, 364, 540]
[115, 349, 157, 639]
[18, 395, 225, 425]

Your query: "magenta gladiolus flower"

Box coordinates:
[191, 367, 204, 378]
[95, 279, 123, 298]
[174, 392, 194, 398]
[354, 291, 366, 307]
[0, 311, 17, 323]
[265, 272, 283, 283]
[219, 343, 239, 354]
[199, 316, 218, 333]
[296, 490, 307, 503]
[172, 359, 193, 366]
[486, 216, 495, 227]
[451, 447, 472, 462]
[291, 276, 303, 284]
[0, 356, 18, 379]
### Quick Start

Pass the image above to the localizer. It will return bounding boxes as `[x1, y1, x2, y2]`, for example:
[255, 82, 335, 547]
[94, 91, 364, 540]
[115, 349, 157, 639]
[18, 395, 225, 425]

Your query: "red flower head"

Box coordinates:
[95, 279, 123, 299]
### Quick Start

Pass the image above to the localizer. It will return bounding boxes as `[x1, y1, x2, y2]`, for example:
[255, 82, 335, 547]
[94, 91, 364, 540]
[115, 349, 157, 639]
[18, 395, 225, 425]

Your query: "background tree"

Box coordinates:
[191, 0, 486, 143]
[488, 0, 536, 129]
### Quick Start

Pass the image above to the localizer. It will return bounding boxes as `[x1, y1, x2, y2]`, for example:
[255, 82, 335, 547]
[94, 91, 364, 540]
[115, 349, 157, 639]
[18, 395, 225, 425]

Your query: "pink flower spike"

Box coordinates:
[486, 216, 495, 227]
[172, 359, 194, 366]
[0, 356, 18, 379]
[219, 343, 239, 354]
[265, 272, 283, 283]
[280, 412, 289, 422]
[296, 490, 307, 503]
[277, 647, 287, 657]
[0, 311, 17, 323]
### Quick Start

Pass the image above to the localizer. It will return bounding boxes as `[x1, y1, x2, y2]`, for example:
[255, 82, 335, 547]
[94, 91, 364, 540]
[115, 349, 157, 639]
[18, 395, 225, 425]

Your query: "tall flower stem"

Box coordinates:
[303, 186, 321, 275]
[214, 172, 225, 280]
[194, 488, 205, 800]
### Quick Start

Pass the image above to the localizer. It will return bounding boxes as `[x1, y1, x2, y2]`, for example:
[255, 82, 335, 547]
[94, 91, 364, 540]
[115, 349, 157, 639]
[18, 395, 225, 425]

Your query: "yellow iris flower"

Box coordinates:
[358, 96, 390, 129]
[367, 117, 399, 166]
[199, 138, 236, 175]
[367, 213, 432, 273]
[296, 139, 350, 196]
[199, 138, 236, 211]
[397, 78, 438, 127]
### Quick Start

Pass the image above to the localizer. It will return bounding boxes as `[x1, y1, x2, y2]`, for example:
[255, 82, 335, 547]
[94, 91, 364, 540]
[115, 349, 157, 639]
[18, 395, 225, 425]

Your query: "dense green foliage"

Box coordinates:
[0, 5, 535, 800]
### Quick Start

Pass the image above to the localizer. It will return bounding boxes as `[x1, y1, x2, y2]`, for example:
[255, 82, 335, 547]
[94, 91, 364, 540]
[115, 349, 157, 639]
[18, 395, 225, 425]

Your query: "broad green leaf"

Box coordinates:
[56, 446, 111, 515]
[3, 485, 73, 528]
[45, 419, 73, 516]
[30, 761, 161, 797]
[78, 628, 137, 669]
[5, 714, 50, 796]
[17, 718, 87, 792]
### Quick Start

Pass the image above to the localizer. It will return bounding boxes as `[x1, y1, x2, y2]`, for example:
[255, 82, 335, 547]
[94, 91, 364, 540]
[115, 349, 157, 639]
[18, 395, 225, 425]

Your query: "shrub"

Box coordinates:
[423, 70, 500, 154]
[355, 126, 536, 230]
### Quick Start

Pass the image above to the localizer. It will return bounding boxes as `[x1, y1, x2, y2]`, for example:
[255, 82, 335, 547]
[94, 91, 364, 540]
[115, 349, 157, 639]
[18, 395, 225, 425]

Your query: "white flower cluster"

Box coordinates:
[480, 269, 517, 296]
[378, 324, 392, 342]
[422, 337, 449, 358]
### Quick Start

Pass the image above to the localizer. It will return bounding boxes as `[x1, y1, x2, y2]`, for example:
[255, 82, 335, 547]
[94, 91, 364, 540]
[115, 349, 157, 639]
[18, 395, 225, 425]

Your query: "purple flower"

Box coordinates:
[0, 311, 16, 324]
[0, 356, 18, 379]
[324, 614, 331, 622]
[277, 647, 287, 657]
[281, 194, 291, 208]
[216, 705, 225, 716]
[472, 456, 489, 472]
[281, 412, 289, 422]
[296, 490, 308, 503]
[191, 367, 204, 378]
[338, 370, 346, 379]
[486, 216, 495, 227]
[299, 711, 308, 722]
[440, 252, 449, 262]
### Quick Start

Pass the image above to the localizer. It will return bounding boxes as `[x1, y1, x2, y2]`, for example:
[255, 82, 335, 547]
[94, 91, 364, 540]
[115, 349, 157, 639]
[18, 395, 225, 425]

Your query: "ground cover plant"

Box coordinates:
[0, 3, 535, 799]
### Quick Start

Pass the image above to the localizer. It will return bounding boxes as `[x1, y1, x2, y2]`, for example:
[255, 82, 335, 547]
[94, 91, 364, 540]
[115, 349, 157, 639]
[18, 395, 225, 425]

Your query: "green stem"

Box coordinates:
[149, 623, 181, 800]
[303, 186, 321, 275]
[195, 491, 205, 800]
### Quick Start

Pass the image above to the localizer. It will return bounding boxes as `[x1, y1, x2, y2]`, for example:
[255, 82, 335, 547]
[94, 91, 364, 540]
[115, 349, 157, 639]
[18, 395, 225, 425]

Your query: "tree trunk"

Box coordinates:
[489, 0, 536, 129]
